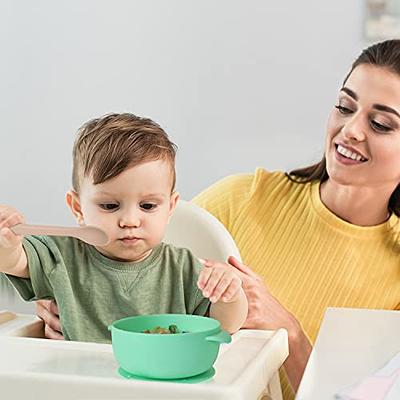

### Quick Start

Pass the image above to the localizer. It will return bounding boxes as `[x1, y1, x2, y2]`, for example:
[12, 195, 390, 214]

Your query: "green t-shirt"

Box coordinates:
[5, 236, 210, 343]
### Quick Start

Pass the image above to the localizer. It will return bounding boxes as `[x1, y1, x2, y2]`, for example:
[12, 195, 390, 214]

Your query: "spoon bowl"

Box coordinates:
[10, 224, 109, 246]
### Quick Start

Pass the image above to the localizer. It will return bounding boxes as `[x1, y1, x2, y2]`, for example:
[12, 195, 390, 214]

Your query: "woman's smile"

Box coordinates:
[334, 143, 368, 165]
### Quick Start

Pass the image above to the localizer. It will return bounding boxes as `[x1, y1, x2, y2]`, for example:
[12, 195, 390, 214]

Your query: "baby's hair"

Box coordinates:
[72, 113, 177, 193]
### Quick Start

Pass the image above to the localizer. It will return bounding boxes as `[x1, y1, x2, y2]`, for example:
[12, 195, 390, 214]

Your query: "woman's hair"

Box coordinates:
[72, 113, 177, 193]
[287, 39, 400, 217]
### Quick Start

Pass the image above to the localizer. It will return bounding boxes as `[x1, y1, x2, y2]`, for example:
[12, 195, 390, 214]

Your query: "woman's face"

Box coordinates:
[325, 64, 400, 190]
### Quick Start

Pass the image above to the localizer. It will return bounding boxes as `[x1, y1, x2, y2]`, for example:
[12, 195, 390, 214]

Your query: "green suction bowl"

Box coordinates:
[108, 314, 231, 379]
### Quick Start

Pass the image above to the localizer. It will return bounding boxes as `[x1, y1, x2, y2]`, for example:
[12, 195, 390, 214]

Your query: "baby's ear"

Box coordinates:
[66, 190, 84, 225]
[168, 192, 180, 218]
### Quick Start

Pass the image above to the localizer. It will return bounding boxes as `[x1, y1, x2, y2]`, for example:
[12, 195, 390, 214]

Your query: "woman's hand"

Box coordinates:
[227, 256, 299, 333]
[35, 299, 64, 340]
[227, 256, 312, 392]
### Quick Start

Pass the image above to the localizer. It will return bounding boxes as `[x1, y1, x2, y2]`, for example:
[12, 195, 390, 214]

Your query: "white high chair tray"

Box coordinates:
[0, 323, 288, 400]
[0, 312, 42, 337]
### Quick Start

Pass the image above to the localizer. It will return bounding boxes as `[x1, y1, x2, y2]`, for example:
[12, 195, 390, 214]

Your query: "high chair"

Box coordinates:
[0, 200, 287, 400]
[164, 199, 242, 262]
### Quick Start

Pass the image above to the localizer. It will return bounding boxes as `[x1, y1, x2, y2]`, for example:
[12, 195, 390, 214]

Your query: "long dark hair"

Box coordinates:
[287, 39, 400, 217]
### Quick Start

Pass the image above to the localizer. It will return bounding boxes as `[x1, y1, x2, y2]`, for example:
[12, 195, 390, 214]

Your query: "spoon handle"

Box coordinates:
[10, 224, 79, 238]
[10, 223, 109, 246]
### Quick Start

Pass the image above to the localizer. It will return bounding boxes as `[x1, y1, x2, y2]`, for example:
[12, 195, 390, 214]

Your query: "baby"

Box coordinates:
[0, 113, 247, 342]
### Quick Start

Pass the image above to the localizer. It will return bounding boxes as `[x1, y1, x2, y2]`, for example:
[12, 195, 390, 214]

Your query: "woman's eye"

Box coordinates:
[371, 120, 391, 133]
[140, 203, 157, 211]
[335, 105, 353, 115]
[99, 203, 119, 211]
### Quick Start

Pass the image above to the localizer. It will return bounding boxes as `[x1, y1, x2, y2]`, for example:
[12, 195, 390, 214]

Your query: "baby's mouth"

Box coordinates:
[119, 236, 140, 244]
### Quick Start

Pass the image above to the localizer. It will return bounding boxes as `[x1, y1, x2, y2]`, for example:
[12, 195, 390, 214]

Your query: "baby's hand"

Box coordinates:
[197, 259, 242, 303]
[0, 205, 25, 249]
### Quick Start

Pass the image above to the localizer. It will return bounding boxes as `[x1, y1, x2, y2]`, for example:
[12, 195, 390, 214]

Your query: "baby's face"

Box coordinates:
[71, 159, 178, 262]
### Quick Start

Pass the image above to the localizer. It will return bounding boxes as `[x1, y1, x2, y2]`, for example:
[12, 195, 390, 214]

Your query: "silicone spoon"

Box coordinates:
[10, 224, 109, 246]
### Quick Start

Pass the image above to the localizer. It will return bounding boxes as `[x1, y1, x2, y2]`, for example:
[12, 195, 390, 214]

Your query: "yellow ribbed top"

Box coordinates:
[193, 169, 400, 400]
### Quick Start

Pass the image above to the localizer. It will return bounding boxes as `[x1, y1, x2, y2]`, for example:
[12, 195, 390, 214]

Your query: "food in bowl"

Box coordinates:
[142, 324, 187, 334]
[108, 314, 231, 379]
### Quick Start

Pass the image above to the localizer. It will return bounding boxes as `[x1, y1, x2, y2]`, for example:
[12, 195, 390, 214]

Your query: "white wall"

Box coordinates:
[0, 0, 367, 224]
[1, 0, 368, 310]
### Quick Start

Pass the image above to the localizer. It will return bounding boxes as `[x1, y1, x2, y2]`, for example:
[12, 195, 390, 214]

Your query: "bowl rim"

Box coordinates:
[109, 313, 222, 336]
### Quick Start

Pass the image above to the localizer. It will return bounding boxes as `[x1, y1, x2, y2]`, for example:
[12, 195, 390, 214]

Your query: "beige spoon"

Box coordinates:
[10, 224, 109, 246]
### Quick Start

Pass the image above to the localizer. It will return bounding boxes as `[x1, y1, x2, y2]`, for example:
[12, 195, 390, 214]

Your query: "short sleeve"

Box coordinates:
[6, 236, 55, 301]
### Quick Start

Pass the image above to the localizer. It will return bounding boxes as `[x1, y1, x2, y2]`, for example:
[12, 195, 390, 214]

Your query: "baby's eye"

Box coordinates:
[99, 203, 119, 211]
[335, 105, 353, 115]
[140, 203, 157, 211]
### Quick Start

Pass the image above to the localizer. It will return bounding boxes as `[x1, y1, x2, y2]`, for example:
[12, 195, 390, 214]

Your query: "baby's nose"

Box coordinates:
[119, 210, 141, 228]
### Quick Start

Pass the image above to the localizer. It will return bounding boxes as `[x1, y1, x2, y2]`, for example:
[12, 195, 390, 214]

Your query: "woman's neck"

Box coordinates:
[319, 179, 392, 226]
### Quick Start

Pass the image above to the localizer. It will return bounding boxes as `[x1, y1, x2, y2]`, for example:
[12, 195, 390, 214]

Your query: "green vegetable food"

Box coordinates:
[142, 324, 187, 334]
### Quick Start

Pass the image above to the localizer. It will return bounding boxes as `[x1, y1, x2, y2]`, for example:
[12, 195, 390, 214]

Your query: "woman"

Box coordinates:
[36, 39, 400, 400]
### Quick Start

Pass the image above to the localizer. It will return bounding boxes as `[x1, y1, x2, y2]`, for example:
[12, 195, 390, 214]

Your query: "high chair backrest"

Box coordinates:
[163, 200, 242, 262]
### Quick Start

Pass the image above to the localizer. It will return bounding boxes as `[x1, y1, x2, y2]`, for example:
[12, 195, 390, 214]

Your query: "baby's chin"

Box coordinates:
[95, 245, 152, 263]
